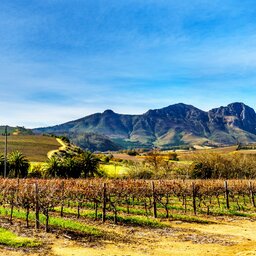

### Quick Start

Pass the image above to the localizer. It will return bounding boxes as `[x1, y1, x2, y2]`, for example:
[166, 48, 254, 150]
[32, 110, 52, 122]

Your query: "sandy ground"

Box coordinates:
[0, 216, 256, 256]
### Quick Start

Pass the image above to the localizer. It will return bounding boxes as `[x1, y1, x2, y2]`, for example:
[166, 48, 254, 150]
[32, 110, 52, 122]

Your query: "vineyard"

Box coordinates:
[0, 178, 256, 233]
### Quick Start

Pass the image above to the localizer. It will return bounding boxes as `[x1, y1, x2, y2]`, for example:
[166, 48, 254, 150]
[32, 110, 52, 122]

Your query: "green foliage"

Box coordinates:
[0, 207, 102, 237]
[125, 162, 154, 179]
[192, 162, 213, 179]
[45, 156, 61, 178]
[56, 207, 166, 228]
[47, 215, 102, 236]
[62, 156, 81, 178]
[45, 151, 100, 178]
[190, 152, 256, 179]
[28, 163, 45, 178]
[0, 227, 40, 248]
[99, 163, 129, 178]
[102, 154, 113, 163]
[8, 151, 29, 178]
[76, 151, 100, 177]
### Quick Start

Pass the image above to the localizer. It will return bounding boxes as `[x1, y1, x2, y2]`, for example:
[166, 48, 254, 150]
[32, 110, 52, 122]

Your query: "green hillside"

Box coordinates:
[0, 126, 33, 135]
[0, 135, 61, 162]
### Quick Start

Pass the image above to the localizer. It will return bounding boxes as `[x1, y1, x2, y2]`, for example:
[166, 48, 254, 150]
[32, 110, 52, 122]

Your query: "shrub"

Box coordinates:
[28, 164, 44, 178]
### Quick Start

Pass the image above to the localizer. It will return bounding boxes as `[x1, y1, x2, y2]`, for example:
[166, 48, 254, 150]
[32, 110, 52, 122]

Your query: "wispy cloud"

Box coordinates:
[0, 0, 256, 127]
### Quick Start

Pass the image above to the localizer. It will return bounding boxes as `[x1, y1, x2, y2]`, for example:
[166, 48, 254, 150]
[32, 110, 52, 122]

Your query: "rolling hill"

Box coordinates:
[33, 102, 256, 151]
[0, 135, 61, 162]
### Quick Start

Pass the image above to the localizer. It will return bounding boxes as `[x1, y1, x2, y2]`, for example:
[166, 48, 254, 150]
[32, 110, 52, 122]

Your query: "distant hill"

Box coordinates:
[33, 102, 256, 151]
[0, 126, 33, 135]
[56, 132, 121, 152]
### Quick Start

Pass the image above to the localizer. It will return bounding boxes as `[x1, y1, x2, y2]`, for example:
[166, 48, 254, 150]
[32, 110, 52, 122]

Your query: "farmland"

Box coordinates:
[0, 135, 61, 162]
[1, 144, 256, 255]
[0, 178, 256, 255]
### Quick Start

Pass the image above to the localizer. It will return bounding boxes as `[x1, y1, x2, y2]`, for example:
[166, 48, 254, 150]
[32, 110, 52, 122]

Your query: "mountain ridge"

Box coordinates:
[33, 102, 256, 151]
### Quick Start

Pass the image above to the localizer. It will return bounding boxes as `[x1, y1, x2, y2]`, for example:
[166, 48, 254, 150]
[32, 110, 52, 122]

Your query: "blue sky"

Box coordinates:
[1, 0, 256, 127]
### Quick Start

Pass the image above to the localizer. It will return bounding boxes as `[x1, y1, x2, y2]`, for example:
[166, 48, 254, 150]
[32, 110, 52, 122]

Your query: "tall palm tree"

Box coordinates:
[63, 157, 81, 178]
[75, 151, 99, 178]
[46, 157, 61, 178]
[8, 151, 29, 178]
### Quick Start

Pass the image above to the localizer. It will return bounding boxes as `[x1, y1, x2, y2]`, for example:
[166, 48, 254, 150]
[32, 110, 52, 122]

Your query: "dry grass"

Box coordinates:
[0, 135, 60, 162]
[112, 153, 144, 162]
[178, 146, 239, 161]
[112, 146, 241, 163]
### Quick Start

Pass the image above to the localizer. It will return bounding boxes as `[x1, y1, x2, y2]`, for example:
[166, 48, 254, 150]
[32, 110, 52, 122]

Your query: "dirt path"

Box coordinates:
[47, 138, 67, 159]
[1, 213, 256, 256]
[1, 217, 253, 256]
[50, 218, 256, 256]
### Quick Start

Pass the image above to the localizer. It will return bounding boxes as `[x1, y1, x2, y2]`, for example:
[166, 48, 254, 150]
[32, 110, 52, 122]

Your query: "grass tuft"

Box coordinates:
[0, 207, 102, 237]
[0, 227, 40, 248]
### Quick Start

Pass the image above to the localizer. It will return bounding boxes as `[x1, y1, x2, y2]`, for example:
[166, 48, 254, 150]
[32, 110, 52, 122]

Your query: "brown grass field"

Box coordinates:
[0, 135, 61, 162]
[112, 146, 256, 162]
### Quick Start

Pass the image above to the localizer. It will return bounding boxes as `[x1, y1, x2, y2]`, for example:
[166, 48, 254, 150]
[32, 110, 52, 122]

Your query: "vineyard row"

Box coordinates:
[0, 179, 255, 231]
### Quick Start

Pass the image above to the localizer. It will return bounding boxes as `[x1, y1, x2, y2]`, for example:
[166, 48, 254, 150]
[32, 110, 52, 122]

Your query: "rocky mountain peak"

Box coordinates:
[102, 109, 116, 115]
[33, 102, 256, 151]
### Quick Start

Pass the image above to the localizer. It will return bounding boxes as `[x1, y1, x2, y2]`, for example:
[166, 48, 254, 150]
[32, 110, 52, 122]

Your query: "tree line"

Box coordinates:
[2, 150, 256, 179]
[125, 151, 256, 179]
[0, 150, 100, 178]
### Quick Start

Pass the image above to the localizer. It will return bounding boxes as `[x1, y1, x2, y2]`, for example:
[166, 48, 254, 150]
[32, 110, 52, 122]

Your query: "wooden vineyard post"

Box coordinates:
[94, 200, 98, 220]
[34, 182, 40, 230]
[152, 181, 157, 218]
[249, 181, 256, 208]
[192, 182, 197, 215]
[102, 183, 107, 223]
[9, 193, 14, 225]
[183, 195, 187, 213]
[45, 208, 49, 233]
[224, 180, 230, 209]
[60, 181, 64, 217]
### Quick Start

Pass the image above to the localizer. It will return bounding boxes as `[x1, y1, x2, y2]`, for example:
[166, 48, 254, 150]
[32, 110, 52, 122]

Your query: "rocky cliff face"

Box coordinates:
[209, 103, 256, 134]
[33, 102, 256, 150]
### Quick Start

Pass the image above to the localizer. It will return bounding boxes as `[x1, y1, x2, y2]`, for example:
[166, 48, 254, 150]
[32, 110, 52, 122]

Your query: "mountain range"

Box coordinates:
[33, 102, 256, 151]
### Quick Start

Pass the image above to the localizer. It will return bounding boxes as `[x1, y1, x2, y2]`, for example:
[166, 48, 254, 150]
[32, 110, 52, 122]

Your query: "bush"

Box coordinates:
[28, 164, 45, 178]
[127, 150, 139, 156]
[190, 152, 256, 179]
[126, 168, 153, 179]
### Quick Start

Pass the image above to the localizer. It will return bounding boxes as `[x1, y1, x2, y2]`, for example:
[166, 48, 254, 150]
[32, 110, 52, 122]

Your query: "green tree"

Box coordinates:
[28, 163, 44, 178]
[63, 157, 81, 178]
[8, 151, 29, 178]
[45, 157, 61, 178]
[75, 151, 100, 178]
[0, 154, 4, 177]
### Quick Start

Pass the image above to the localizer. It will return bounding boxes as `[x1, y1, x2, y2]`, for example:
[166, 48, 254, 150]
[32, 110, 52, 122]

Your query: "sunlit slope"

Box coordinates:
[0, 135, 60, 162]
